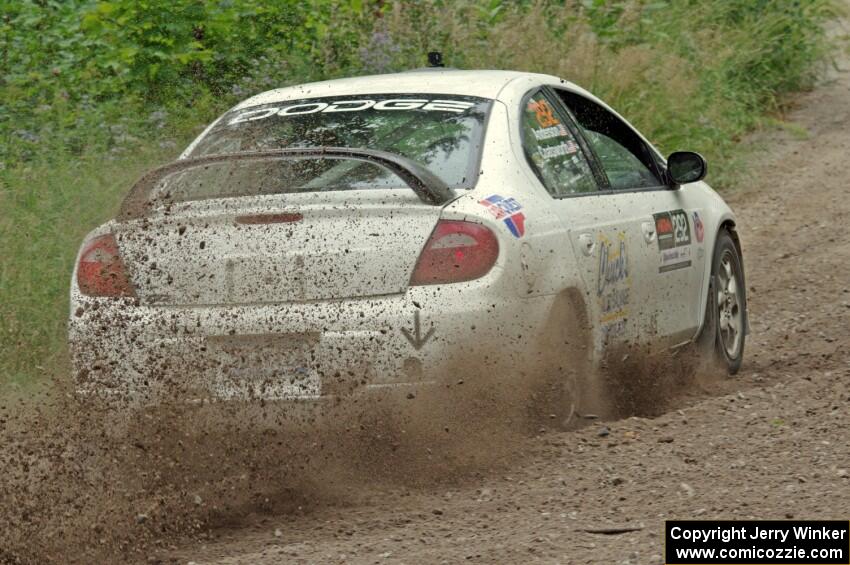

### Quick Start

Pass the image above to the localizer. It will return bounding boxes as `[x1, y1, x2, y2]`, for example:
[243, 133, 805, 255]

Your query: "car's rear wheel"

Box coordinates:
[532, 290, 592, 430]
[701, 230, 746, 374]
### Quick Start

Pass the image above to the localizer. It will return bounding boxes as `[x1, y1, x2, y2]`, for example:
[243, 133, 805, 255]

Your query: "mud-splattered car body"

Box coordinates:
[69, 70, 746, 404]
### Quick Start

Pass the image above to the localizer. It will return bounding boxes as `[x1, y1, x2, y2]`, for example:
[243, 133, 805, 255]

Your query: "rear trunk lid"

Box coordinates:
[117, 190, 444, 306]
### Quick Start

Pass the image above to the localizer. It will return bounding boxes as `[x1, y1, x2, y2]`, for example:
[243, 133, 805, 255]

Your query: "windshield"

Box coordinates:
[189, 94, 492, 189]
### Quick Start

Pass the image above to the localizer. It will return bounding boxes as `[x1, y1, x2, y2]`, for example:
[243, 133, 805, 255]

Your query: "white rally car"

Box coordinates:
[69, 69, 747, 408]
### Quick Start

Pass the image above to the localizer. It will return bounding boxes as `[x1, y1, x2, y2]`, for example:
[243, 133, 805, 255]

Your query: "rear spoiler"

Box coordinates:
[119, 147, 455, 220]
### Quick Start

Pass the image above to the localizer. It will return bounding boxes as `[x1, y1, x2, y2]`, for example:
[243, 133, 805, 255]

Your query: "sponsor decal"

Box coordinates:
[659, 246, 693, 273]
[597, 232, 630, 342]
[654, 209, 693, 272]
[602, 318, 627, 341]
[479, 194, 526, 238]
[532, 124, 569, 140]
[692, 211, 705, 243]
[654, 209, 691, 250]
[527, 99, 561, 128]
[229, 98, 476, 125]
[537, 140, 579, 160]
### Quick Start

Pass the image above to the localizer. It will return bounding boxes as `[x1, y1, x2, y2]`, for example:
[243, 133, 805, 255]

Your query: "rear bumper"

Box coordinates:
[68, 287, 556, 404]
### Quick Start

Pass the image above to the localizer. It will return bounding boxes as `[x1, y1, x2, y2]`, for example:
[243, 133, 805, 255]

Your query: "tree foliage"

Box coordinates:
[0, 0, 837, 165]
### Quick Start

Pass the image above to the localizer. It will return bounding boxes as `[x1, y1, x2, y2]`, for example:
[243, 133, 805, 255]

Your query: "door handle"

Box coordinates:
[641, 221, 656, 244]
[577, 233, 595, 256]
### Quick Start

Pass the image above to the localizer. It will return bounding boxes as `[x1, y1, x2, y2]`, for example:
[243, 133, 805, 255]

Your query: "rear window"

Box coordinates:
[189, 94, 492, 189]
[149, 156, 411, 204]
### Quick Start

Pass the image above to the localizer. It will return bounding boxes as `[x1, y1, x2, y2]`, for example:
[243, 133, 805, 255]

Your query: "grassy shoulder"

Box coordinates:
[0, 147, 175, 384]
[0, 0, 841, 384]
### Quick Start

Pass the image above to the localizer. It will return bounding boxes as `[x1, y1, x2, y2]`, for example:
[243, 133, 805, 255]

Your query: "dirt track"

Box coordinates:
[162, 27, 850, 565]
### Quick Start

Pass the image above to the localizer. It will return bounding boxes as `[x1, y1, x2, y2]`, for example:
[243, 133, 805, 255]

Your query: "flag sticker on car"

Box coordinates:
[692, 211, 705, 243]
[654, 209, 693, 272]
[479, 194, 526, 238]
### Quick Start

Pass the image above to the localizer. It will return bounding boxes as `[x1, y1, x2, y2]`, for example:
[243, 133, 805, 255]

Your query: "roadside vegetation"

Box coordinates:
[0, 0, 840, 384]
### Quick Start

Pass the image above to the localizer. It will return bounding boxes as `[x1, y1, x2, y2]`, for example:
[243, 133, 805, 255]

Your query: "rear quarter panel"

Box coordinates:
[454, 100, 587, 301]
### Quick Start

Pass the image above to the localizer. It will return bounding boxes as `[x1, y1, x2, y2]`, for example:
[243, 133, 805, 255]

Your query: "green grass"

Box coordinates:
[0, 0, 842, 385]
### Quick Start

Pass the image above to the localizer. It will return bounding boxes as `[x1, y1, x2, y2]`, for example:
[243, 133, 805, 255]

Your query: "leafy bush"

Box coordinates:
[0, 0, 839, 383]
[0, 0, 372, 163]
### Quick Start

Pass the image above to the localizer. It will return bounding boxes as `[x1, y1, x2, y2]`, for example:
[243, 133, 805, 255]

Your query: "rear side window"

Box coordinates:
[190, 94, 491, 189]
[555, 89, 663, 190]
[521, 91, 597, 197]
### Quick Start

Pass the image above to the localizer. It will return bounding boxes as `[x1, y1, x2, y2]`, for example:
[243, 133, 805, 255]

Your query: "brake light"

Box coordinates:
[76, 234, 136, 297]
[410, 220, 499, 285]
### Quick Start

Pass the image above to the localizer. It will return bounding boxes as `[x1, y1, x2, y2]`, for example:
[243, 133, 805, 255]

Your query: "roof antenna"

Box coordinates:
[427, 51, 444, 68]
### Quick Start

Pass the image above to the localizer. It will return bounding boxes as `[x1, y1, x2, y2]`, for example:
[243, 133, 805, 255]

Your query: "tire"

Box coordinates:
[533, 290, 591, 430]
[700, 230, 746, 374]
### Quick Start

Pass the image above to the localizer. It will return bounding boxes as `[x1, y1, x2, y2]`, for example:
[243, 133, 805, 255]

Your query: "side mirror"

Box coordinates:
[667, 151, 707, 185]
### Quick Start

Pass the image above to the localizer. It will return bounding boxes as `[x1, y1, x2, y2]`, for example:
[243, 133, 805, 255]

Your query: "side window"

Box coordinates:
[521, 91, 598, 197]
[556, 89, 663, 190]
